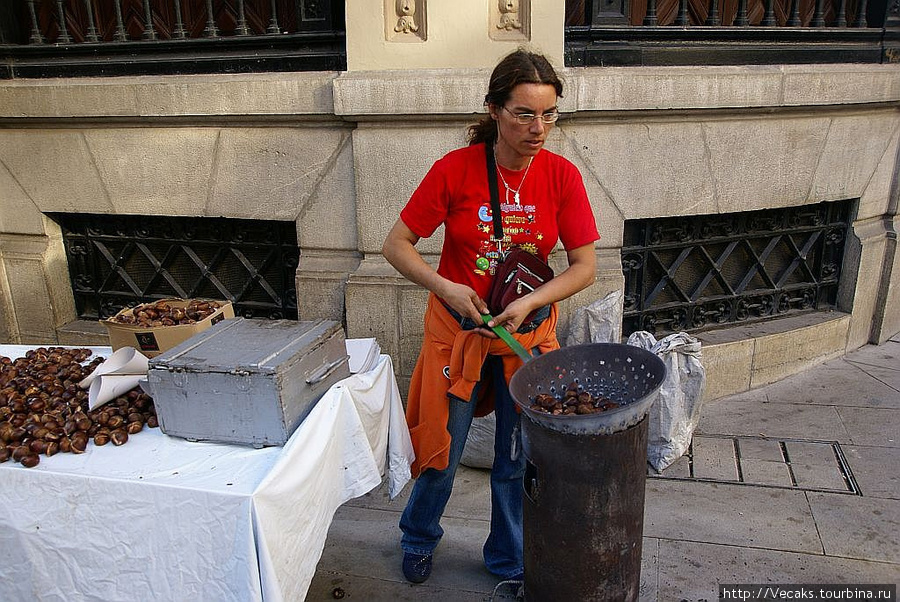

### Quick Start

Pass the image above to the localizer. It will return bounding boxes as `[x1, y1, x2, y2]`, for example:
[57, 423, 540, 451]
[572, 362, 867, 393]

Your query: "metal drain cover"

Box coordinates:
[648, 435, 860, 495]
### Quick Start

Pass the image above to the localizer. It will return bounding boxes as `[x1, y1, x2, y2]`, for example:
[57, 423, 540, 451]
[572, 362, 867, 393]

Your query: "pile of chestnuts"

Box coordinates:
[0, 347, 159, 468]
[529, 382, 620, 416]
[109, 299, 223, 328]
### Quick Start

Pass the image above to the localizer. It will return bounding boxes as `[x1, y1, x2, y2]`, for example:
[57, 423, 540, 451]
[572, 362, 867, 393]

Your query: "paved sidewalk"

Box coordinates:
[307, 335, 900, 601]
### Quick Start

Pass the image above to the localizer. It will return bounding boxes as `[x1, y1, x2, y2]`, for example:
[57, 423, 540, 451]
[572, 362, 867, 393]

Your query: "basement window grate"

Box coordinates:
[621, 200, 852, 337]
[49, 213, 299, 321]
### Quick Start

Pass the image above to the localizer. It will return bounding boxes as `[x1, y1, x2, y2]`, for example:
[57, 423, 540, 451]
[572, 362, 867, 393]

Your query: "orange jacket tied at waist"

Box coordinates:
[405, 293, 560, 477]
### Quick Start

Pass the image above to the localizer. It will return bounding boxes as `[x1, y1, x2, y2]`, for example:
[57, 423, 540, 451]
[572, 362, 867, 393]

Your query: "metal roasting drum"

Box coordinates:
[509, 343, 666, 602]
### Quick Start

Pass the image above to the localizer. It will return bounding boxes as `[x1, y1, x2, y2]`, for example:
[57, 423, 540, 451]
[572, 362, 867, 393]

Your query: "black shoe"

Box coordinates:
[402, 552, 433, 584]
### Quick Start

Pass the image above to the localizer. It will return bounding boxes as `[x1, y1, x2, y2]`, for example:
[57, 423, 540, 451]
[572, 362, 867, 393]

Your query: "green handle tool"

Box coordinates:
[481, 314, 533, 362]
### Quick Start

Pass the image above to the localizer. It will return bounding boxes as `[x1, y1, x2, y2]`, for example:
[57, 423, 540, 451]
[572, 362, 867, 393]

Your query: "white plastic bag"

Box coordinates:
[461, 412, 495, 469]
[565, 290, 623, 347]
[627, 331, 706, 472]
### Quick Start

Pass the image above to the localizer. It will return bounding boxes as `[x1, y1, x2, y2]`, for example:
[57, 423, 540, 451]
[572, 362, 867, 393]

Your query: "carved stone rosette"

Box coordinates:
[490, 0, 530, 41]
[385, 0, 426, 42]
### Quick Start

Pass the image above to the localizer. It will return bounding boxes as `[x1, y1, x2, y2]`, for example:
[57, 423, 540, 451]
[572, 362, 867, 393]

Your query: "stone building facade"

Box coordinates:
[0, 1, 898, 401]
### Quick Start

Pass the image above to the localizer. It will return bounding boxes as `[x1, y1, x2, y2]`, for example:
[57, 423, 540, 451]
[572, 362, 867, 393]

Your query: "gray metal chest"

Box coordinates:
[146, 317, 350, 447]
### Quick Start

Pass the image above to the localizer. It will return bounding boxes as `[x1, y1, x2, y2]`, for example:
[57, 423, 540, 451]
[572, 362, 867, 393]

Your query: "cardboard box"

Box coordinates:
[102, 298, 235, 358]
[145, 317, 350, 447]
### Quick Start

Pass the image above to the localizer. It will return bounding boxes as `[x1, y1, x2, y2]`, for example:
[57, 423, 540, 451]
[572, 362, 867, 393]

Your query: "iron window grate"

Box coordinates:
[50, 213, 299, 321]
[621, 200, 852, 337]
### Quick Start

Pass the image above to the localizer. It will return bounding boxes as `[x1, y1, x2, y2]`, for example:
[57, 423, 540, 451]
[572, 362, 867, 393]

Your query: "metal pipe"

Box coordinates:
[761, 0, 777, 25]
[834, 0, 848, 26]
[811, 0, 826, 26]
[55, 0, 72, 43]
[113, 0, 128, 41]
[83, 0, 100, 42]
[205, 0, 219, 37]
[735, 0, 749, 25]
[26, 0, 43, 44]
[142, 0, 157, 40]
[173, 0, 187, 39]
[236, 0, 250, 35]
[705, 0, 721, 26]
[268, 0, 281, 34]
[852, 0, 869, 26]
[675, 0, 690, 25]
[644, 0, 658, 25]
[786, 0, 801, 25]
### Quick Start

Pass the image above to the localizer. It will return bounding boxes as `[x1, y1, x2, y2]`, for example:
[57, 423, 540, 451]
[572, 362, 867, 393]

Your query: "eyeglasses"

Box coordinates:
[501, 105, 560, 125]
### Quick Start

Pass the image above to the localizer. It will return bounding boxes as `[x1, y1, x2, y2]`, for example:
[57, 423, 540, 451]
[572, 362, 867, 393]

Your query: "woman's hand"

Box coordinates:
[439, 281, 489, 323]
[486, 296, 535, 335]
[383, 219, 490, 325]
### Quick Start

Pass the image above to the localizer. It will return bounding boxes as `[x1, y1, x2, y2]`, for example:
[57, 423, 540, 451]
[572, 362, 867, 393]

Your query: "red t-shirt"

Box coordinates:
[401, 143, 600, 300]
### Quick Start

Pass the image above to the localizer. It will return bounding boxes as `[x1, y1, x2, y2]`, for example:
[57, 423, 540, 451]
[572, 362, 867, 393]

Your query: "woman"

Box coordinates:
[382, 49, 600, 584]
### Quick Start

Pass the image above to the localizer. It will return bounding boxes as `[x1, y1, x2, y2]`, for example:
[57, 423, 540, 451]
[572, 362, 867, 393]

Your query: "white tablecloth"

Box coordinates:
[0, 347, 413, 602]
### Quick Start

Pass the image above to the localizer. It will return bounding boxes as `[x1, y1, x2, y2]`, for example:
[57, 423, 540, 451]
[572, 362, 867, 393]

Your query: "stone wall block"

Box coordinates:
[872, 216, 900, 343]
[43, 222, 77, 331]
[0, 73, 338, 119]
[0, 130, 110, 213]
[811, 112, 900, 209]
[750, 314, 850, 388]
[703, 116, 830, 212]
[345, 279, 400, 362]
[296, 251, 362, 322]
[564, 122, 717, 220]
[84, 128, 217, 216]
[0, 226, 76, 343]
[0, 159, 44, 235]
[842, 218, 888, 349]
[573, 66, 783, 112]
[699, 339, 754, 402]
[212, 128, 351, 223]
[4, 256, 56, 342]
[0, 257, 14, 343]
[859, 133, 900, 222]
[353, 126, 465, 254]
[398, 286, 428, 377]
[555, 128, 623, 248]
[297, 134, 358, 251]
[781, 64, 900, 107]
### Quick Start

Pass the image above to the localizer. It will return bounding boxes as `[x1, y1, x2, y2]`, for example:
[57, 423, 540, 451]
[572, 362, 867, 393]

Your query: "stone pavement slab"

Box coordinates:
[843, 444, 900, 499]
[757, 357, 900, 409]
[739, 458, 794, 487]
[655, 539, 899, 601]
[784, 441, 848, 491]
[843, 340, 900, 372]
[849, 361, 900, 392]
[697, 400, 851, 442]
[308, 504, 501, 600]
[807, 492, 900, 564]
[835, 406, 900, 447]
[644, 480, 821, 553]
[691, 436, 739, 481]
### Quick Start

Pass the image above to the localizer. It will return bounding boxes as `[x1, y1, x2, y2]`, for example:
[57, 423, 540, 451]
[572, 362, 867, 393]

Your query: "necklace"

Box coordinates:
[494, 149, 533, 207]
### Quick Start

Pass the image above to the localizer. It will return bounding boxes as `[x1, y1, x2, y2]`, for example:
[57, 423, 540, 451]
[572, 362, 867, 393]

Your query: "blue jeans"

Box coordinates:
[399, 355, 525, 579]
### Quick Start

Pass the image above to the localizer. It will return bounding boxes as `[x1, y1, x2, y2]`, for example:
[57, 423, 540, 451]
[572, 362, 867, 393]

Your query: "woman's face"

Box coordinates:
[489, 83, 558, 168]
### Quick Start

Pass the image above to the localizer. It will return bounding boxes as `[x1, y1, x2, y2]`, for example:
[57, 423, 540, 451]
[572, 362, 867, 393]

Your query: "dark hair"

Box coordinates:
[467, 49, 564, 146]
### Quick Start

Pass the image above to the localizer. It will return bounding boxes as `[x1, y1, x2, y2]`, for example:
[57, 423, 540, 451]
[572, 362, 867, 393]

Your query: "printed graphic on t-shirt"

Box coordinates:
[473, 201, 540, 276]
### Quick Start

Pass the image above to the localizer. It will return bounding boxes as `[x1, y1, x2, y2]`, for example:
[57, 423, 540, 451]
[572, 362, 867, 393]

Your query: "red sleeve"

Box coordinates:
[556, 159, 600, 250]
[400, 156, 452, 239]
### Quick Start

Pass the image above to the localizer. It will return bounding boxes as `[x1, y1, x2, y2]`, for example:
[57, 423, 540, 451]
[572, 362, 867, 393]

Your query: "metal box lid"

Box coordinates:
[149, 317, 343, 374]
